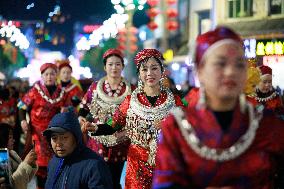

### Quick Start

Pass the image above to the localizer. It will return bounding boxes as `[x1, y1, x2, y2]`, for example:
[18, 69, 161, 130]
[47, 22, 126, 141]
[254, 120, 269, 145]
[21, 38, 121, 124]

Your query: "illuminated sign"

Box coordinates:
[263, 55, 284, 65]
[163, 49, 174, 62]
[244, 39, 256, 58]
[256, 41, 284, 56]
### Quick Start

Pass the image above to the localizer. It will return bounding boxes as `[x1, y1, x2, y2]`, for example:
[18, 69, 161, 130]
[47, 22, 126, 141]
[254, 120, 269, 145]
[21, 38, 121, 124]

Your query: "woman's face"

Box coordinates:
[59, 66, 72, 82]
[258, 74, 272, 93]
[139, 58, 162, 88]
[198, 42, 247, 102]
[42, 68, 57, 86]
[104, 56, 123, 78]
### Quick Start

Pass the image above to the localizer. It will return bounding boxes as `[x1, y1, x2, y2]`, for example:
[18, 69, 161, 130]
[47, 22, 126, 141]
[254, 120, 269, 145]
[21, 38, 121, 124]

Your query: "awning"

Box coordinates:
[222, 18, 284, 39]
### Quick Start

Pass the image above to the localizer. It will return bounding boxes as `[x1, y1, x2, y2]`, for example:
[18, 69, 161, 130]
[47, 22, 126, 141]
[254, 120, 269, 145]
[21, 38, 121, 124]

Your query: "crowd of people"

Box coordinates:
[0, 26, 283, 189]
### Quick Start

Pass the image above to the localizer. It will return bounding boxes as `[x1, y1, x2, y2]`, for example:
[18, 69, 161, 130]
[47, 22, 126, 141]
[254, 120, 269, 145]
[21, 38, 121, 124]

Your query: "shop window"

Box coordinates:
[270, 0, 284, 15]
[227, 0, 253, 18]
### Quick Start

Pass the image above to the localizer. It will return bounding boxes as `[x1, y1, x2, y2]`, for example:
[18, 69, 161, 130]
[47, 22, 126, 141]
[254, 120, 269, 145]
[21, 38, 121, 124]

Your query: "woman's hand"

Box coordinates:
[20, 120, 29, 133]
[79, 116, 97, 133]
[60, 107, 68, 113]
[24, 149, 37, 168]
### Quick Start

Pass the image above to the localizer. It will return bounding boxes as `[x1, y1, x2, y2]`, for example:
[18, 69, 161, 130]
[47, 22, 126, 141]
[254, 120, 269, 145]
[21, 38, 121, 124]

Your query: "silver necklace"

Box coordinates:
[96, 77, 131, 105]
[171, 102, 262, 162]
[35, 83, 64, 104]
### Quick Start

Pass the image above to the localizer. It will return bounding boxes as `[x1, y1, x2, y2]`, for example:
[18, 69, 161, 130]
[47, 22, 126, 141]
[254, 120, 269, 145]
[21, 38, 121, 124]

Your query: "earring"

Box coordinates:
[159, 77, 165, 91]
[197, 85, 206, 110]
[138, 79, 144, 92]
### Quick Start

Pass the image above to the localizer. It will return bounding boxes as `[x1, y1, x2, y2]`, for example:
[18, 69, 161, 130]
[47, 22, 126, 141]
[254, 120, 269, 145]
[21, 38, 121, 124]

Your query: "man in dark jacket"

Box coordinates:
[43, 111, 113, 189]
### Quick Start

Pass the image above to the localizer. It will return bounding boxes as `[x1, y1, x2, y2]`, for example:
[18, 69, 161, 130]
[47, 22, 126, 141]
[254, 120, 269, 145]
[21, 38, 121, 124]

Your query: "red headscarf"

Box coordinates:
[258, 65, 272, 76]
[58, 62, 72, 71]
[194, 26, 243, 67]
[103, 49, 124, 62]
[40, 63, 57, 74]
[134, 49, 164, 68]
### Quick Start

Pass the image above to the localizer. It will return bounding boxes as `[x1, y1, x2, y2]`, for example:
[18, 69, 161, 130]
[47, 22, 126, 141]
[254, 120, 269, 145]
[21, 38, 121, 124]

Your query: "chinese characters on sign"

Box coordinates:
[244, 39, 284, 57]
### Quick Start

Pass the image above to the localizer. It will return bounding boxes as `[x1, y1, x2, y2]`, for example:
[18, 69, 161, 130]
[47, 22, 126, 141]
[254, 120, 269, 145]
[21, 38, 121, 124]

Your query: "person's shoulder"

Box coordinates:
[80, 147, 104, 161]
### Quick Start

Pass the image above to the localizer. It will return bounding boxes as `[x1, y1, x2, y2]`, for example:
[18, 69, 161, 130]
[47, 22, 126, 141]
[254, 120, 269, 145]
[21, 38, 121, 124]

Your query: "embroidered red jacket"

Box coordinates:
[153, 104, 284, 189]
[18, 81, 68, 167]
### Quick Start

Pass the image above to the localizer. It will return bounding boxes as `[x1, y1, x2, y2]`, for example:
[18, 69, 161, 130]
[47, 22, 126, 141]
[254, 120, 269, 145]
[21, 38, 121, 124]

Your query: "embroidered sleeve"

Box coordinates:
[153, 115, 189, 188]
[112, 95, 131, 129]
[17, 87, 36, 110]
[80, 82, 96, 111]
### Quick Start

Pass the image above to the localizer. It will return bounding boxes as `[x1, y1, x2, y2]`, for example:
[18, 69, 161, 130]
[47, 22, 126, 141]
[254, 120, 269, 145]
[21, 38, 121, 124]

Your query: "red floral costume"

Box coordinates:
[80, 78, 134, 163]
[108, 88, 183, 189]
[153, 102, 284, 189]
[247, 89, 283, 111]
[18, 81, 67, 167]
[60, 82, 83, 107]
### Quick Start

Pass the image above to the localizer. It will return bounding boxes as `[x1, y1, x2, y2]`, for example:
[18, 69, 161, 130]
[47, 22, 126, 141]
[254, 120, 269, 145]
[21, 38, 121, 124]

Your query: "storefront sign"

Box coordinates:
[244, 39, 256, 58]
[256, 40, 284, 56]
[263, 55, 284, 65]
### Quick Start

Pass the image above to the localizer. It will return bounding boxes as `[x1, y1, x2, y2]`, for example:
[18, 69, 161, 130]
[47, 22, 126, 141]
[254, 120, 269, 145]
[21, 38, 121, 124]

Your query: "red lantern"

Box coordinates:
[130, 27, 138, 34]
[118, 45, 126, 50]
[166, 0, 177, 5]
[147, 21, 158, 30]
[147, 8, 159, 18]
[118, 28, 127, 34]
[147, 0, 159, 7]
[130, 45, 138, 53]
[130, 36, 138, 43]
[118, 36, 126, 43]
[166, 9, 178, 18]
[166, 20, 178, 31]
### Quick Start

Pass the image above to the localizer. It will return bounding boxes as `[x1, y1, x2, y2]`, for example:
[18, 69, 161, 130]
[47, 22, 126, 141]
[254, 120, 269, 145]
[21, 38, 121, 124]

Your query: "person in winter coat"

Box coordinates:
[43, 111, 113, 189]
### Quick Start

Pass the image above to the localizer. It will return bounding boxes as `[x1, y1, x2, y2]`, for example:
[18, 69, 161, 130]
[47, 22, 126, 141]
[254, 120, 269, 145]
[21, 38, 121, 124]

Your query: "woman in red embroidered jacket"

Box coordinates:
[57, 60, 83, 111]
[17, 63, 68, 189]
[153, 27, 284, 189]
[78, 49, 134, 189]
[87, 49, 183, 189]
[247, 65, 283, 115]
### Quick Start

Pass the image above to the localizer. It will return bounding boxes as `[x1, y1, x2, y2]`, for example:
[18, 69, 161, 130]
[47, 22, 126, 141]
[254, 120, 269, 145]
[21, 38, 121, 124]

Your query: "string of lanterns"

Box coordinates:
[146, 0, 178, 31]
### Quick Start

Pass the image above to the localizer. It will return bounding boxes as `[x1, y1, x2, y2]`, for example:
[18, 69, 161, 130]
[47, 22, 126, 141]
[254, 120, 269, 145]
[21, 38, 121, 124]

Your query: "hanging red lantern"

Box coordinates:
[147, 21, 158, 30]
[147, 0, 159, 7]
[118, 45, 126, 50]
[118, 36, 126, 43]
[166, 0, 177, 5]
[118, 28, 127, 35]
[147, 7, 159, 18]
[166, 20, 179, 31]
[130, 45, 138, 53]
[166, 9, 178, 18]
[130, 36, 138, 43]
[130, 27, 138, 34]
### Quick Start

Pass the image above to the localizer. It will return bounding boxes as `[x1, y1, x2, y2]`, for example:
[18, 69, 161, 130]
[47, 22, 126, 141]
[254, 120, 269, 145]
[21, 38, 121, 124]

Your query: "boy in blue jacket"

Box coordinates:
[43, 111, 113, 189]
